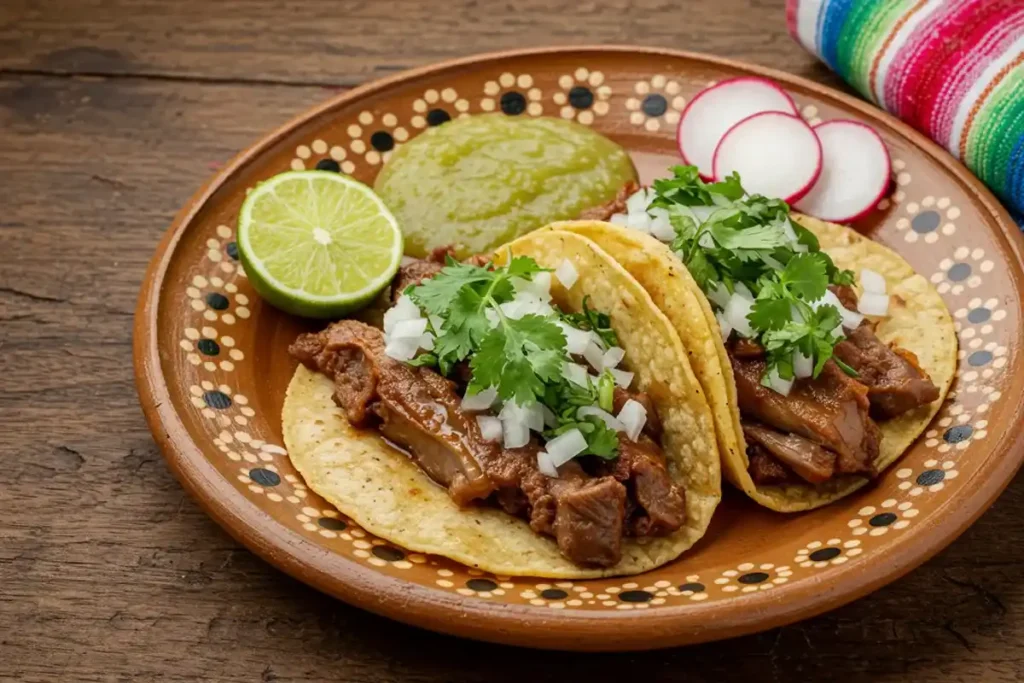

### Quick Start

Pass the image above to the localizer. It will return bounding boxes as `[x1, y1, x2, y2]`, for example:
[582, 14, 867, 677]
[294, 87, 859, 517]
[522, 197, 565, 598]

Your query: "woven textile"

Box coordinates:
[787, 0, 1024, 225]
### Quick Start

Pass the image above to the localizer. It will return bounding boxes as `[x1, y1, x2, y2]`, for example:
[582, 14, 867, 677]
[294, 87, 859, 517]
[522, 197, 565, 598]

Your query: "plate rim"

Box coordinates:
[133, 44, 1024, 651]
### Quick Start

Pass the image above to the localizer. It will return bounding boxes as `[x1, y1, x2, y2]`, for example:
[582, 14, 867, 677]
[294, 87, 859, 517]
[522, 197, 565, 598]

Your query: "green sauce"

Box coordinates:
[374, 114, 637, 258]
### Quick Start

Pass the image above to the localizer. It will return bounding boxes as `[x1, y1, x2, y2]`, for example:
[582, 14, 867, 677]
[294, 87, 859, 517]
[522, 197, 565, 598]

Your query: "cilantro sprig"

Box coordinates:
[651, 165, 856, 384]
[405, 255, 622, 459]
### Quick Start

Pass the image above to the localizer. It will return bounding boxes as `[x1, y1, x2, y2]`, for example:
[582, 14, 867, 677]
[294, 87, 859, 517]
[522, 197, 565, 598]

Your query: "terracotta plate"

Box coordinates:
[134, 47, 1024, 651]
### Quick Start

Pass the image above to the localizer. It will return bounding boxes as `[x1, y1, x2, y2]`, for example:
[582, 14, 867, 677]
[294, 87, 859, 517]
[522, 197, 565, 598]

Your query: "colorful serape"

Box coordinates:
[787, 0, 1024, 226]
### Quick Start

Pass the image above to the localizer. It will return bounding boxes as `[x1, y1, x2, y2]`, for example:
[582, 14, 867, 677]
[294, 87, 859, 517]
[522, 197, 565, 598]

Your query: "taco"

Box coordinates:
[282, 229, 720, 577]
[556, 167, 956, 512]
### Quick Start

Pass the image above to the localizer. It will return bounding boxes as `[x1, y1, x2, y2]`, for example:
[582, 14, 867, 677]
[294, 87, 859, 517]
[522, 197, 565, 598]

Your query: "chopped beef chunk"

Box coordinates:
[747, 445, 797, 486]
[290, 321, 496, 505]
[390, 259, 444, 304]
[731, 355, 879, 477]
[834, 321, 940, 419]
[743, 422, 836, 485]
[577, 181, 642, 221]
[730, 337, 765, 359]
[830, 284, 860, 311]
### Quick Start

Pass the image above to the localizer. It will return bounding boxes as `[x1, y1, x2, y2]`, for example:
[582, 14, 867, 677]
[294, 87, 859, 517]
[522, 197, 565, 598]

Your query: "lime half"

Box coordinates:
[237, 171, 403, 318]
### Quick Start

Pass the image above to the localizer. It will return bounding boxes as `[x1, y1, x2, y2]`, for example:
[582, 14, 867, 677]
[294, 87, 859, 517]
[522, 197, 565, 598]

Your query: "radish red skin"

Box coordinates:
[794, 119, 892, 224]
[677, 76, 799, 180]
[711, 111, 823, 204]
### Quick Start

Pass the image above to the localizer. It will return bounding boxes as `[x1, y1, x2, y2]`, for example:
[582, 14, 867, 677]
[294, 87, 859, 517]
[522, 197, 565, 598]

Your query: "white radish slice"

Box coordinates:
[712, 112, 823, 203]
[677, 77, 798, 179]
[795, 120, 892, 223]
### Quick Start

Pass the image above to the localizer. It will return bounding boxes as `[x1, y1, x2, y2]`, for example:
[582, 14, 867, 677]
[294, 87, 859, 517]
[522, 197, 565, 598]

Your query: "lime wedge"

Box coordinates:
[237, 171, 403, 318]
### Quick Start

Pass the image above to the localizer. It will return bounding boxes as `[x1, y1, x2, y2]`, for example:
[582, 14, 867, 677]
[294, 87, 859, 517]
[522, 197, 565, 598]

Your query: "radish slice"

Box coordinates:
[794, 120, 892, 223]
[677, 77, 798, 179]
[712, 112, 822, 204]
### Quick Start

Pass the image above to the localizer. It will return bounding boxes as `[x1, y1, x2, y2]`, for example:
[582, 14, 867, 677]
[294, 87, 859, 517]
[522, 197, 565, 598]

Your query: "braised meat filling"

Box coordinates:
[291, 317, 685, 568]
[734, 284, 939, 487]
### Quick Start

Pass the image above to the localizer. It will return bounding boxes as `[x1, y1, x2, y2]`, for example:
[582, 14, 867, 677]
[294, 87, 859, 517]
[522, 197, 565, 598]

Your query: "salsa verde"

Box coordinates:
[374, 114, 637, 258]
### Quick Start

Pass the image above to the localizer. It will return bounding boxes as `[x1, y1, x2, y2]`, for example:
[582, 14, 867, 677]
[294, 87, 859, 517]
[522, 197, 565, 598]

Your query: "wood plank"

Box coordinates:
[0, 0, 844, 89]
[0, 1, 1020, 680]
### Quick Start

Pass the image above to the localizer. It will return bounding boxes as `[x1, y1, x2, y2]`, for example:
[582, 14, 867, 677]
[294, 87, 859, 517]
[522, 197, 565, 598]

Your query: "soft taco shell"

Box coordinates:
[282, 229, 720, 577]
[556, 217, 956, 512]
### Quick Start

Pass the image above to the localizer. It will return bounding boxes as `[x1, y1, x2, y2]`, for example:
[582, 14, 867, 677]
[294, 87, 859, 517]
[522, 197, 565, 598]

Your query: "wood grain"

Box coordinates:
[0, 1, 1020, 680]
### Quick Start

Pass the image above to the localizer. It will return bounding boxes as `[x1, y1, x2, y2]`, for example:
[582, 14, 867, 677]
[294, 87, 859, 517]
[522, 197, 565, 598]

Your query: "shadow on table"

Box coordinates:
[282, 471, 1024, 683]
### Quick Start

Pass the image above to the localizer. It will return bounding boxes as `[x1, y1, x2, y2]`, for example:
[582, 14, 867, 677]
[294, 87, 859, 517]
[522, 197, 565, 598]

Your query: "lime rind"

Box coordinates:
[237, 171, 403, 318]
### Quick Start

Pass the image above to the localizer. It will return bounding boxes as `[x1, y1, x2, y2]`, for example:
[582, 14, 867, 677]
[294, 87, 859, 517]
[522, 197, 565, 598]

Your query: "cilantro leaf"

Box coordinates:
[469, 314, 565, 405]
[781, 252, 829, 301]
[749, 297, 791, 332]
[505, 255, 546, 279]
[407, 260, 493, 318]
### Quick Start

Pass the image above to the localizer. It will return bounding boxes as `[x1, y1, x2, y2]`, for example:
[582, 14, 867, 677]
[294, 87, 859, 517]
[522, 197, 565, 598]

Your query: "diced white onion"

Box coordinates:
[707, 282, 731, 309]
[418, 333, 435, 351]
[724, 292, 755, 338]
[766, 367, 793, 396]
[793, 243, 809, 253]
[715, 311, 733, 341]
[501, 417, 530, 449]
[648, 207, 674, 241]
[626, 187, 652, 214]
[793, 350, 814, 379]
[609, 212, 629, 227]
[562, 362, 590, 387]
[860, 268, 886, 295]
[383, 295, 422, 334]
[461, 386, 497, 411]
[384, 337, 418, 362]
[541, 404, 558, 428]
[782, 219, 798, 244]
[512, 272, 552, 300]
[524, 403, 545, 433]
[858, 292, 890, 317]
[545, 428, 588, 467]
[616, 399, 647, 442]
[698, 231, 715, 248]
[602, 346, 625, 370]
[476, 415, 503, 442]
[577, 406, 626, 432]
[609, 368, 634, 389]
[555, 259, 578, 289]
[583, 340, 605, 372]
[733, 282, 754, 299]
[557, 321, 592, 355]
[537, 451, 559, 478]
[813, 289, 864, 329]
[484, 308, 499, 328]
[626, 211, 652, 233]
[391, 317, 428, 340]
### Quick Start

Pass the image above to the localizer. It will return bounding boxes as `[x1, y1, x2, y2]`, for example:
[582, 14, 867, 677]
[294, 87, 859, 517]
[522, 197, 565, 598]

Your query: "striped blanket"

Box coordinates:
[787, 0, 1024, 226]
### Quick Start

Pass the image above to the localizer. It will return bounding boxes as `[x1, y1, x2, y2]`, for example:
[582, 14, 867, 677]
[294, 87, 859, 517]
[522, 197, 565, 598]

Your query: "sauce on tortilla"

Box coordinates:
[374, 114, 636, 258]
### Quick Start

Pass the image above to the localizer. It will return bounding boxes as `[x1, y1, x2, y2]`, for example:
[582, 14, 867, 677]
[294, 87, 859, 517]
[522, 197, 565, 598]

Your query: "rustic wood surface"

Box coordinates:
[1, 1, 1021, 680]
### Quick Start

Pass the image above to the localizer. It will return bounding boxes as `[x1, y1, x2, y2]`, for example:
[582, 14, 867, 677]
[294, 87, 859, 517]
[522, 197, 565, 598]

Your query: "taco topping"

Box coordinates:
[603, 165, 941, 487]
[290, 254, 687, 567]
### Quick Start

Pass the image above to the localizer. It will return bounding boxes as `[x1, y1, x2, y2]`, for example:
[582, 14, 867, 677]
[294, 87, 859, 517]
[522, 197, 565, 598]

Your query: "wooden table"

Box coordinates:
[2, 1, 1022, 680]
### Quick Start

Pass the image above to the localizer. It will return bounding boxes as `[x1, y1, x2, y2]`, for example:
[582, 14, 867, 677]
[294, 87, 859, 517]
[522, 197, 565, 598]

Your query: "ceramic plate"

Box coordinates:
[134, 47, 1024, 651]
